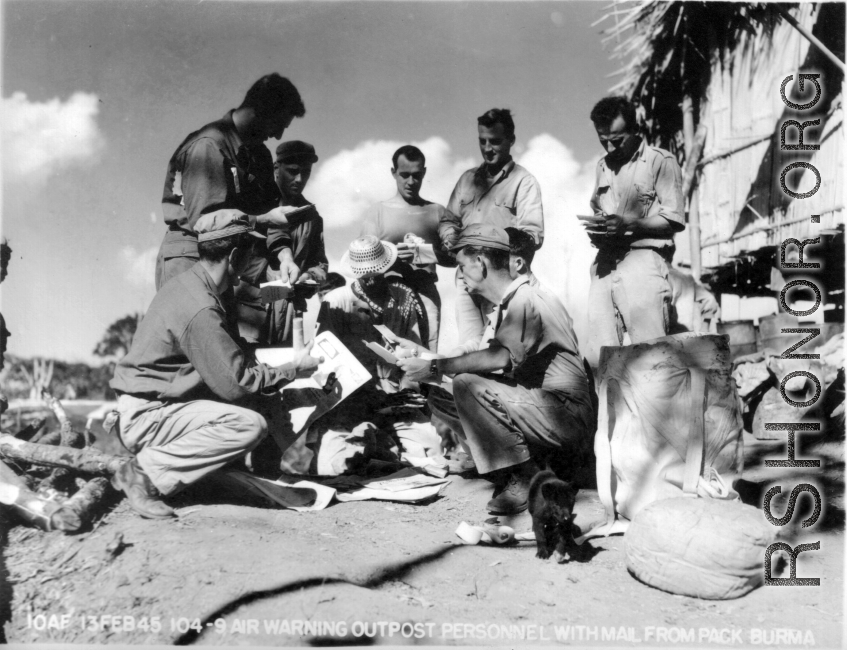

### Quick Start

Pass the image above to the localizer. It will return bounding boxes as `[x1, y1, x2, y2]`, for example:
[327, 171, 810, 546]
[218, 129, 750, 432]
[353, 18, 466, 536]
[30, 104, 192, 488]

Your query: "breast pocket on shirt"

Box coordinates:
[491, 195, 517, 227]
[595, 183, 616, 215]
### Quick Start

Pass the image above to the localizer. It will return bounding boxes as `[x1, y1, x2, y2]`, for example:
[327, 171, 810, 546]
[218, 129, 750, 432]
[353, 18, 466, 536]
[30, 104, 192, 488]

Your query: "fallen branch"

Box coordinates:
[41, 390, 85, 448]
[51, 477, 111, 532]
[0, 434, 125, 475]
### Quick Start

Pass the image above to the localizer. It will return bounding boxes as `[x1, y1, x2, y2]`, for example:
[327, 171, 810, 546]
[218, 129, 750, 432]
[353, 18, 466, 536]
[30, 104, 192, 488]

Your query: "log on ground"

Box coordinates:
[0, 434, 125, 475]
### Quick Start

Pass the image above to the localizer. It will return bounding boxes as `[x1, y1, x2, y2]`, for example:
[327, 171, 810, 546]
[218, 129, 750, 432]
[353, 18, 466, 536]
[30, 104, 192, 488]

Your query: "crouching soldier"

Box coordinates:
[398, 225, 593, 515]
[110, 210, 319, 518]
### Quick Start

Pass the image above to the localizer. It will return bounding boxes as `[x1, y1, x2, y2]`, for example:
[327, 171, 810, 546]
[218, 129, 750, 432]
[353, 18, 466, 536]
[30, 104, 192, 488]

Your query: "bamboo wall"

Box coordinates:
[693, 4, 843, 270]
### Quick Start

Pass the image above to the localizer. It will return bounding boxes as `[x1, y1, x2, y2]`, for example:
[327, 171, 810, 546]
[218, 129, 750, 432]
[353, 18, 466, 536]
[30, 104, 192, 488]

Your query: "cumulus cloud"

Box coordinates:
[312, 133, 598, 352]
[3, 91, 105, 184]
[516, 134, 599, 347]
[310, 136, 474, 255]
[121, 245, 157, 289]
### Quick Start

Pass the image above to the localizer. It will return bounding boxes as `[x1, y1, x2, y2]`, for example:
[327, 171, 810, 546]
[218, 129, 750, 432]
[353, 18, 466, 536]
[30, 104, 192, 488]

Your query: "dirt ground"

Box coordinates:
[1, 432, 843, 648]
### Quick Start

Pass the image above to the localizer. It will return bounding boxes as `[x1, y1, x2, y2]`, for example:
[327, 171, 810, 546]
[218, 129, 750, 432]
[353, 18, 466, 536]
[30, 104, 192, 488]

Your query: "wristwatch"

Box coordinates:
[429, 358, 439, 377]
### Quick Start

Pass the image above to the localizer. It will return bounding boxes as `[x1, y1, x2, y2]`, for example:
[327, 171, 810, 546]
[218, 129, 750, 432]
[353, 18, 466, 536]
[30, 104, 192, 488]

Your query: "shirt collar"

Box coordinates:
[222, 109, 244, 150]
[191, 262, 226, 309]
[601, 137, 646, 170]
[492, 158, 515, 182]
[499, 275, 530, 307]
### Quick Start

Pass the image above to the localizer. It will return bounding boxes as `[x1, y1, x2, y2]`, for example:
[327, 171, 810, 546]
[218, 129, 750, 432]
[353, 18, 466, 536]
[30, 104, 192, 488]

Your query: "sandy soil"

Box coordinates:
[1, 433, 843, 648]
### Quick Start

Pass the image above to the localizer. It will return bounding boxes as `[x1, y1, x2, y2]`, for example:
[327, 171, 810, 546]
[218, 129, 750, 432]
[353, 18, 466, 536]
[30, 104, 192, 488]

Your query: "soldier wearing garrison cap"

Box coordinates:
[111, 209, 320, 520]
[397, 225, 593, 516]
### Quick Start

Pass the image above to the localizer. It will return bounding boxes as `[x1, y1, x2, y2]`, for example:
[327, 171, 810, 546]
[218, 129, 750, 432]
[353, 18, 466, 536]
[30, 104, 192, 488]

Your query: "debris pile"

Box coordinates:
[0, 390, 122, 533]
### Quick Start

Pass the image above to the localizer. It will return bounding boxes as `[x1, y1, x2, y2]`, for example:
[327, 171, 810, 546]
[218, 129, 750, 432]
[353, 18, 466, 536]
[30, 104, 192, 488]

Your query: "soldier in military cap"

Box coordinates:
[398, 224, 593, 516]
[111, 210, 320, 519]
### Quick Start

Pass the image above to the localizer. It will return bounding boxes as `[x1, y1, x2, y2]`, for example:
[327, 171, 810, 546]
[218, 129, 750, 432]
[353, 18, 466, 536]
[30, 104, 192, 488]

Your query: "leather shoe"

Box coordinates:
[486, 463, 535, 515]
[111, 459, 175, 519]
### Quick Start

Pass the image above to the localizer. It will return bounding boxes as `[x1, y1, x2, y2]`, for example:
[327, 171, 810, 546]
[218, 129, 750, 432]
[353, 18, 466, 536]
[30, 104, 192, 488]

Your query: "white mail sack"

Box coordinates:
[583, 333, 744, 540]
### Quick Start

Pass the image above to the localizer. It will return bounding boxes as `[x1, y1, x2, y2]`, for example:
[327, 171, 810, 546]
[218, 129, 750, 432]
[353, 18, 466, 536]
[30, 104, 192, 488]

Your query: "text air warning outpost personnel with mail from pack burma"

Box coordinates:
[111, 211, 320, 519]
[584, 96, 685, 368]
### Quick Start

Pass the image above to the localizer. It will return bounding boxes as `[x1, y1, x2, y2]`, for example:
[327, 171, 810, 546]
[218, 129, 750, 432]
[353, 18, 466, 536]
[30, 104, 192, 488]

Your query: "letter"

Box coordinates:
[681, 628, 695, 642]
[780, 162, 821, 199]
[732, 629, 742, 643]
[780, 280, 822, 317]
[804, 630, 815, 645]
[764, 422, 821, 468]
[586, 626, 598, 641]
[779, 371, 822, 408]
[603, 627, 616, 641]
[781, 119, 821, 151]
[781, 237, 821, 270]
[230, 619, 244, 634]
[246, 620, 258, 635]
[440, 624, 452, 639]
[764, 484, 822, 526]
[644, 626, 655, 641]
[264, 620, 279, 634]
[352, 622, 364, 637]
[765, 541, 821, 585]
[780, 74, 822, 111]
[699, 628, 710, 642]
[554, 626, 571, 641]
[780, 328, 821, 359]
[388, 622, 400, 637]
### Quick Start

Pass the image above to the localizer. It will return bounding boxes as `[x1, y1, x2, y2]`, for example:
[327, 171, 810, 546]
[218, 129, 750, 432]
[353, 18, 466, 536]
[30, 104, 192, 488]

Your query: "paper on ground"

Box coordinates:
[222, 469, 335, 512]
[259, 332, 372, 435]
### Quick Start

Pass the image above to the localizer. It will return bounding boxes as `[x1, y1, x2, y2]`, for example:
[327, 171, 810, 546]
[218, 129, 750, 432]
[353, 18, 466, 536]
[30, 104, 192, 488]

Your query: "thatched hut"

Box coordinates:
[598, 1, 844, 324]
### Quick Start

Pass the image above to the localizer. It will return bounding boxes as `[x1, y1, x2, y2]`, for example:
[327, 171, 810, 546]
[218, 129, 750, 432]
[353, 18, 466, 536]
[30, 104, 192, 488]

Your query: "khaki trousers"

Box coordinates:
[427, 374, 593, 475]
[117, 394, 269, 495]
[585, 247, 672, 368]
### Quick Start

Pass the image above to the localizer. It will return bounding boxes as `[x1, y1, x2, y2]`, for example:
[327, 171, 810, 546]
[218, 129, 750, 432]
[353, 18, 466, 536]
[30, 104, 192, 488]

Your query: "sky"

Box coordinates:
[1, 0, 623, 363]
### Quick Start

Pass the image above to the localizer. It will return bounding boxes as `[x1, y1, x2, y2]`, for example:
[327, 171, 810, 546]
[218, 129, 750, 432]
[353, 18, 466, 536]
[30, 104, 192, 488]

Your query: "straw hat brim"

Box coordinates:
[343, 240, 399, 278]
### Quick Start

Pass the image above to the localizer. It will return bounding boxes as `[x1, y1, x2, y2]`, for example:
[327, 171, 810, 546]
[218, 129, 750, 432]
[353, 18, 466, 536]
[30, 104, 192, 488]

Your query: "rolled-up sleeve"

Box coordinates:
[514, 174, 544, 247]
[653, 154, 685, 228]
[492, 292, 541, 369]
[180, 307, 295, 401]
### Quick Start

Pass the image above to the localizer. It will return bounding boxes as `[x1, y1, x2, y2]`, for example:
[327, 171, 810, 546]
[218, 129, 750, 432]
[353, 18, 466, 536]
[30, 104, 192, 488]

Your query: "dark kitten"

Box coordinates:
[529, 469, 578, 562]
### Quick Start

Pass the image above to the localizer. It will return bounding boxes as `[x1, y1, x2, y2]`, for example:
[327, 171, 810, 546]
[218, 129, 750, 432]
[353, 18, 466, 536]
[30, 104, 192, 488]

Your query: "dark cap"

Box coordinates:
[194, 209, 266, 243]
[275, 140, 318, 164]
[450, 224, 510, 252]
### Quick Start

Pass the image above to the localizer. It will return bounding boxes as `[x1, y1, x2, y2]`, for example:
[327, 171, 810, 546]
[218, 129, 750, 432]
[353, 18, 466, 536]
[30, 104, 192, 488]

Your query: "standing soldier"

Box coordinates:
[263, 141, 329, 345]
[156, 73, 306, 291]
[584, 96, 685, 367]
[439, 109, 544, 352]
[362, 145, 447, 351]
